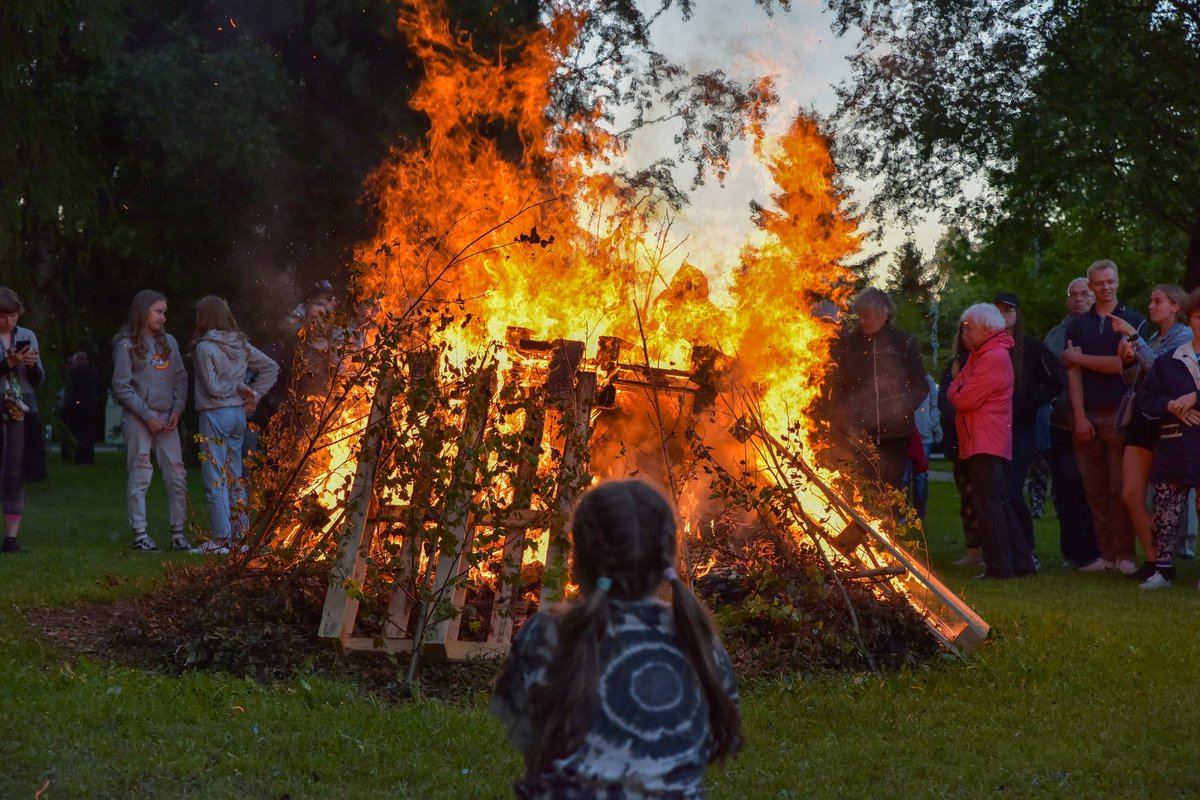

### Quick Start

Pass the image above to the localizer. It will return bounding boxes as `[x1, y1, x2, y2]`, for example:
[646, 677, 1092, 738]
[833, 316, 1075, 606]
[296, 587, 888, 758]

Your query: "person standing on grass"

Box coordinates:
[1063, 260, 1146, 575]
[948, 304, 1037, 579]
[1134, 289, 1200, 588]
[1045, 277, 1100, 568]
[490, 479, 742, 798]
[992, 292, 1063, 561]
[940, 327, 984, 566]
[1108, 285, 1190, 582]
[827, 287, 929, 489]
[112, 290, 190, 552]
[63, 351, 99, 464]
[0, 287, 44, 554]
[190, 296, 279, 555]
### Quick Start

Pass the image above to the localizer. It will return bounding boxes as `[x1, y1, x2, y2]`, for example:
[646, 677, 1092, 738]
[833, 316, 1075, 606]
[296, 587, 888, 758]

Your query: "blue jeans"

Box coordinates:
[198, 406, 248, 540]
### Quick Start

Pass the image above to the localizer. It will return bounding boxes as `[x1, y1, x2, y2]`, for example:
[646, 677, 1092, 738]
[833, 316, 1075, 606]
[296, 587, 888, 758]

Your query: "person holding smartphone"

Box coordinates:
[0, 286, 44, 553]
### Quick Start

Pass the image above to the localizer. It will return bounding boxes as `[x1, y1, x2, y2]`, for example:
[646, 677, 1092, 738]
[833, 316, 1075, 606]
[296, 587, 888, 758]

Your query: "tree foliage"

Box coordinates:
[828, 0, 1200, 287]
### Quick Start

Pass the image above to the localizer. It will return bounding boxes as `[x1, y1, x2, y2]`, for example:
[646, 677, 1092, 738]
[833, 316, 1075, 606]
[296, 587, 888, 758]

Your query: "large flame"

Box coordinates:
[271, 1, 975, 626]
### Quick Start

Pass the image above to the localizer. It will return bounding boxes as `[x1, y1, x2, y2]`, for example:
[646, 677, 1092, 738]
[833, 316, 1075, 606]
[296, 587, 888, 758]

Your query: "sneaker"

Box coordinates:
[171, 533, 191, 551]
[1115, 559, 1138, 576]
[1139, 572, 1173, 589]
[189, 539, 230, 555]
[1, 537, 25, 554]
[1078, 558, 1112, 572]
[1126, 562, 1157, 581]
[132, 534, 160, 552]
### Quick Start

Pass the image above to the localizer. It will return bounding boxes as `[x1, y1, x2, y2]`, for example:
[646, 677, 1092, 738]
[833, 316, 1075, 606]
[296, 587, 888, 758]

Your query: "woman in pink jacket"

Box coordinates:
[948, 304, 1038, 579]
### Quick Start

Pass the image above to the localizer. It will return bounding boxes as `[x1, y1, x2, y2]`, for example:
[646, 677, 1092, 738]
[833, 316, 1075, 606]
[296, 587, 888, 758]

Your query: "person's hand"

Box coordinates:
[1107, 315, 1136, 337]
[1073, 415, 1095, 443]
[1117, 339, 1135, 363]
[146, 416, 166, 434]
[17, 347, 38, 367]
[238, 385, 257, 414]
[1167, 393, 1198, 419]
[1181, 409, 1200, 427]
[164, 413, 180, 431]
[1061, 340, 1083, 366]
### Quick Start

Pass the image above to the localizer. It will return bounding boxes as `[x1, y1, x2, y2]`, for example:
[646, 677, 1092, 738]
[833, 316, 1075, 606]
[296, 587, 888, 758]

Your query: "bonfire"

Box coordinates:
[123, 0, 987, 684]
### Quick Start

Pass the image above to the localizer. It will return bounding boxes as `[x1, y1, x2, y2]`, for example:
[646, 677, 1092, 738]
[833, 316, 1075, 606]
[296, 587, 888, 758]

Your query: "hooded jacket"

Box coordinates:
[111, 331, 188, 422]
[948, 330, 1015, 460]
[193, 330, 280, 412]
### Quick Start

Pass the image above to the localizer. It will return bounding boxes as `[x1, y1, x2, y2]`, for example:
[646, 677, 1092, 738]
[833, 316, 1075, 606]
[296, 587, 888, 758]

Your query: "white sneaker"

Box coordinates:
[131, 534, 160, 552]
[171, 533, 191, 551]
[1115, 559, 1138, 576]
[1140, 572, 1172, 589]
[1078, 558, 1112, 572]
[189, 539, 230, 555]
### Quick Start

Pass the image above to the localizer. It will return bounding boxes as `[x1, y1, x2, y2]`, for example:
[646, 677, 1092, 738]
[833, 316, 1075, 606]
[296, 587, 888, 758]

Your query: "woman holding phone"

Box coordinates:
[0, 287, 44, 553]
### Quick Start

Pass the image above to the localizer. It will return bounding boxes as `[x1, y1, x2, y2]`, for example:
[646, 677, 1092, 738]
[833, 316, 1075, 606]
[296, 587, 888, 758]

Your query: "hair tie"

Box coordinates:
[595, 576, 613, 593]
[662, 566, 678, 583]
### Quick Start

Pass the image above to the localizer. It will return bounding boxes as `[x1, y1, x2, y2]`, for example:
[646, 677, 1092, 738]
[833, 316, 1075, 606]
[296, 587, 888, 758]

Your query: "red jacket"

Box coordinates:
[948, 331, 1014, 460]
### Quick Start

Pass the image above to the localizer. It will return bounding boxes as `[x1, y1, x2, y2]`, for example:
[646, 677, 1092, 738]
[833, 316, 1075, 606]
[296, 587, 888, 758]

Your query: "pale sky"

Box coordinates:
[615, 0, 943, 292]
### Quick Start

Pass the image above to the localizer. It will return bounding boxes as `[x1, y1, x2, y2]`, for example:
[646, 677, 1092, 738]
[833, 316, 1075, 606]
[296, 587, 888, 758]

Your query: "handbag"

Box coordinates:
[1116, 386, 1137, 432]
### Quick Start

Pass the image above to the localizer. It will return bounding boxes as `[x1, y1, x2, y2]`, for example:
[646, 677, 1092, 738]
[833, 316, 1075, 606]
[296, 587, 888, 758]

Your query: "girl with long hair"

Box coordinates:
[490, 479, 742, 798]
[1137, 288, 1200, 587]
[190, 295, 278, 554]
[0, 287, 43, 553]
[1109, 284, 1191, 581]
[112, 290, 190, 551]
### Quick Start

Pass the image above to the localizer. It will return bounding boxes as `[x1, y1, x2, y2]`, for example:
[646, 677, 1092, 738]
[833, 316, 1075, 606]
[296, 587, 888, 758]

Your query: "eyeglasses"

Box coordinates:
[1067, 291, 1093, 298]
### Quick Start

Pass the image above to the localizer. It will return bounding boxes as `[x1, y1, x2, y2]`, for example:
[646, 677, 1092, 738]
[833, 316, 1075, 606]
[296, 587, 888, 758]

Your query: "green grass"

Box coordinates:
[4, 454, 1200, 798]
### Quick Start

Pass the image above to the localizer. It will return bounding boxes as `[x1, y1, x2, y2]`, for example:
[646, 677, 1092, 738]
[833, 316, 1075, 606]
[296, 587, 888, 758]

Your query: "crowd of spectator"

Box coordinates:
[831, 259, 1200, 588]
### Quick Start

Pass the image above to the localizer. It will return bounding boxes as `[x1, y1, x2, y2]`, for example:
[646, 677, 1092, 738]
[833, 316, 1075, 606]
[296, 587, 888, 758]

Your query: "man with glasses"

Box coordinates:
[1062, 261, 1146, 574]
[1045, 278, 1100, 568]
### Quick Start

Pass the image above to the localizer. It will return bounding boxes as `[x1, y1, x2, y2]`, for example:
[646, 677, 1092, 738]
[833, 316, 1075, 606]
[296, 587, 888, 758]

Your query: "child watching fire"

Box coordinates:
[490, 479, 742, 798]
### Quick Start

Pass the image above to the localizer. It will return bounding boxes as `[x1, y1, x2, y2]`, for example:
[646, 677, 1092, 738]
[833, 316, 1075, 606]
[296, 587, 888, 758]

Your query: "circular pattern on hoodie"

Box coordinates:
[596, 640, 706, 758]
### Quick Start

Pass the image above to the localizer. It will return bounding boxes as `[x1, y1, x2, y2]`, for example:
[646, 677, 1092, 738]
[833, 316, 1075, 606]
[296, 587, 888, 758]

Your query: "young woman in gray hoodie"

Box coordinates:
[112, 290, 190, 551]
[191, 296, 279, 554]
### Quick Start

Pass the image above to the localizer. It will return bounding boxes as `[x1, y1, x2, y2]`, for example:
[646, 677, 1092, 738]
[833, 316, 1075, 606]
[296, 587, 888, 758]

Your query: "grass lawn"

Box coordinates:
[4, 453, 1200, 798]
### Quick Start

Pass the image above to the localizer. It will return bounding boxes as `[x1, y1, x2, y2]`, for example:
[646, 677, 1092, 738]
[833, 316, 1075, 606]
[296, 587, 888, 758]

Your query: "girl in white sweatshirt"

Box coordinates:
[190, 296, 279, 554]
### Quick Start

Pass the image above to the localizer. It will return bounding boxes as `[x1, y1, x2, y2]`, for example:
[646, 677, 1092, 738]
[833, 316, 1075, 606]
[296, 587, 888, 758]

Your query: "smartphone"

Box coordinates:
[13, 339, 30, 353]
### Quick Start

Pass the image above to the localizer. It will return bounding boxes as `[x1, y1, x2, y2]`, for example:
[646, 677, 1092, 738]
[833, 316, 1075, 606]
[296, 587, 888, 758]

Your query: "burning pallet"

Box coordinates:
[317, 333, 988, 662]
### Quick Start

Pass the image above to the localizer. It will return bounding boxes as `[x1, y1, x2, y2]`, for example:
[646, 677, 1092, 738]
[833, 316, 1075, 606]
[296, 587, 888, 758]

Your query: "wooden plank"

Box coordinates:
[422, 365, 496, 646]
[318, 383, 394, 641]
[541, 363, 597, 605]
[488, 397, 548, 643]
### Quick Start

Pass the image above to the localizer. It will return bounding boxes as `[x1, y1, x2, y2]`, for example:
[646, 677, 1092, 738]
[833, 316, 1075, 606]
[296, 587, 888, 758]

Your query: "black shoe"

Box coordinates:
[1126, 562, 1157, 581]
[1, 537, 26, 553]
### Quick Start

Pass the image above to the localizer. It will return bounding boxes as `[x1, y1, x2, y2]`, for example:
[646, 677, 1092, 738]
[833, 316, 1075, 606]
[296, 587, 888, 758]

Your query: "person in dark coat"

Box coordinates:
[827, 287, 928, 489]
[993, 292, 1063, 558]
[63, 351, 99, 464]
[1136, 289, 1200, 588]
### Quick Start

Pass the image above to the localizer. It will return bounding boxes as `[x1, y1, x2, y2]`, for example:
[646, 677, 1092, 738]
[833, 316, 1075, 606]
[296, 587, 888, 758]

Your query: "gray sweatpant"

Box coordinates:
[123, 411, 187, 533]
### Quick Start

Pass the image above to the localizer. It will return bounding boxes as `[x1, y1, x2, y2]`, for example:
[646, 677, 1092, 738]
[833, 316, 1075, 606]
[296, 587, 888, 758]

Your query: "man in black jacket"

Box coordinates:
[827, 287, 929, 488]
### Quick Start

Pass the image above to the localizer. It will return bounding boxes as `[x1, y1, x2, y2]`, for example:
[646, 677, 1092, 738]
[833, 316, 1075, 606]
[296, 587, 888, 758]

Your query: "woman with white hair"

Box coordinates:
[947, 303, 1037, 579]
